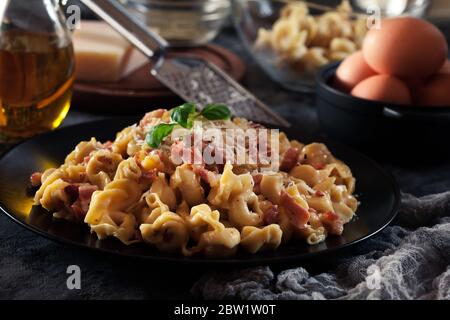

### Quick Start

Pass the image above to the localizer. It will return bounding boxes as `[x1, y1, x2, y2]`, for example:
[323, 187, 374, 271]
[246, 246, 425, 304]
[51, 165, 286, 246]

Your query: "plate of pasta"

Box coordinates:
[0, 104, 399, 264]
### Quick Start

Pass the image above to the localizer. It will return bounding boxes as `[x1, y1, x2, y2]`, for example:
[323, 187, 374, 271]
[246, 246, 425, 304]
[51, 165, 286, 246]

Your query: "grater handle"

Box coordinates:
[80, 0, 167, 59]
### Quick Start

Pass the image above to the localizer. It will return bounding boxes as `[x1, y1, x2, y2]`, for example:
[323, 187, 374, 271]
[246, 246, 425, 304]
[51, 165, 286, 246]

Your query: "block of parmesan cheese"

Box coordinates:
[122, 48, 149, 79]
[73, 21, 147, 83]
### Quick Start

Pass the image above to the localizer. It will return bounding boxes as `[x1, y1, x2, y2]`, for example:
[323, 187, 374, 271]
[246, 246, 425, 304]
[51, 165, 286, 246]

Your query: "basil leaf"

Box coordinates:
[201, 104, 231, 120]
[170, 103, 196, 128]
[146, 123, 176, 148]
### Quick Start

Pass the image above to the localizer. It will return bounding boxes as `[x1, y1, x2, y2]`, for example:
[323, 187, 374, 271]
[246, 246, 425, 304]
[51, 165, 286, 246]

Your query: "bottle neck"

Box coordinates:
[0, 0, 72, 49]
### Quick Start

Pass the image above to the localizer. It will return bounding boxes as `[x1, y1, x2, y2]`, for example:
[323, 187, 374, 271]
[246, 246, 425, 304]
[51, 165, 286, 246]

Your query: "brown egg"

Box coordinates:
[403, 77, 426, 91]
[363, 17, 448, 78]
[402, 77, 427, 101]
[351, 75, 412, 104]
[334, 51, 377, 92]
[439, 60, 450, 74]
[417, 74, 450, 106]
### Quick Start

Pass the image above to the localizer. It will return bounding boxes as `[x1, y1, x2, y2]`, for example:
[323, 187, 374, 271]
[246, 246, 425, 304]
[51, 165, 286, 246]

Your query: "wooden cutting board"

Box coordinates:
[72, 44, 246, 113]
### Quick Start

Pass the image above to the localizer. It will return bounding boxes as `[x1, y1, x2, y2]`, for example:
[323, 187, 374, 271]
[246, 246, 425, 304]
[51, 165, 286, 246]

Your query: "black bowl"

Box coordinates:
[316, 62, 450, 162]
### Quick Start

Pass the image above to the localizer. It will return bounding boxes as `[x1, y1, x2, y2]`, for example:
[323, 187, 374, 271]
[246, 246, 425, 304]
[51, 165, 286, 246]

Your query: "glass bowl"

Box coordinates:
[232, 0, 368, 93]
[120, 0, 231, 47]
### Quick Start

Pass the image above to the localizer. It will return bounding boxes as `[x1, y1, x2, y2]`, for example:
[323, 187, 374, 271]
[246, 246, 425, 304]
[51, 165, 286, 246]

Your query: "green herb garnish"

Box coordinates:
[201, 104, 231, 120]
[145, 103, 231, 148]
[146, 123, 176, 148]
[170, 103, 196, 128]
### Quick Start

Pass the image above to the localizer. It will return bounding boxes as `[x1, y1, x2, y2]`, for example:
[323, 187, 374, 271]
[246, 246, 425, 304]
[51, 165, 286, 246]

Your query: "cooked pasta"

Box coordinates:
[254, 0, 368, 74]
[31, 105, 359, 257]
[240, 225, 283, 253]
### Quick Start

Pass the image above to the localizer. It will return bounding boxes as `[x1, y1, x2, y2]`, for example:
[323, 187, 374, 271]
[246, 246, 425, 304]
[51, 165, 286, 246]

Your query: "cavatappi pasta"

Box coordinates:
[254, 0, 367, 74]
[31, 108, 359, 257]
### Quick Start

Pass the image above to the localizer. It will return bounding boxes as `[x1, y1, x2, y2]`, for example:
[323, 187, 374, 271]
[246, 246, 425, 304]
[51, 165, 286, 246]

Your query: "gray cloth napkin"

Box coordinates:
[192, 192, 450, 300]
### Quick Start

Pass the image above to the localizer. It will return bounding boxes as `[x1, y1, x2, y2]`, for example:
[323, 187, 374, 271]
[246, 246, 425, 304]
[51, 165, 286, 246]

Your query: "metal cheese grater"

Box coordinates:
[80, 0, 290, 127]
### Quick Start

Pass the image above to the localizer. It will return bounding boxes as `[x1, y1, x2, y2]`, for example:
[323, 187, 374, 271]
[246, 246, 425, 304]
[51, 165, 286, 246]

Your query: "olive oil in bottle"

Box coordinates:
[0, 31, 74, 142]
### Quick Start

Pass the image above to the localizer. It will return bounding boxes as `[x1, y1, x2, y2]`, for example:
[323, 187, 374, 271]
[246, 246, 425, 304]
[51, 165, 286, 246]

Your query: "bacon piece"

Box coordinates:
[263, 204, 279, 225]
[78, 184, 98, 201]
[193, 166, 213, 184]
[78, 185, 97, 211]
[308, 207, 317, 214]
[320, 211, 344, 235]
[64, 184, 97, 220]
[158, 150, 176, 174]
[102, 141, 113, 151]
[139, 169, 158, 184]
[97, 155, 113, 165]
[30, 172, 43, 187]
[139, 109, 165, 128]
[70, 203, 85, 220]
[315, 190, 325, 197]
[312, 162, 326, 170]
[248, 121, 265, 129]
[134, 153, 142, 166]
[252, 173, 263, 194]
[280, 147, 300, 172]
[64, 185, 79, 203]
[206, 163, 224, 174]
[280, 191, 310, 229]
[192, 165, 214, 195]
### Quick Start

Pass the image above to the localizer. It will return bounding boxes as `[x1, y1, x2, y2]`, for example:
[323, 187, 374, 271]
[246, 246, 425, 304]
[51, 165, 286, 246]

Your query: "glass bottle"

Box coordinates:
[0, 0, 74, 143]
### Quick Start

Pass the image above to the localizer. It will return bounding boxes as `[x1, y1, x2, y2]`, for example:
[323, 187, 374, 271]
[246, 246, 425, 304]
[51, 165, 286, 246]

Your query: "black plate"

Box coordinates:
[0, 117, 400, 265]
